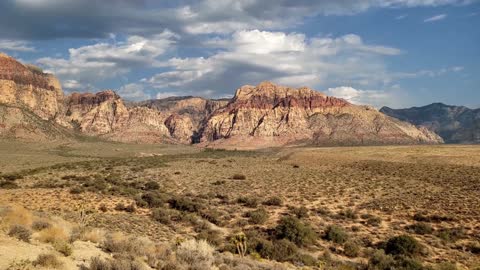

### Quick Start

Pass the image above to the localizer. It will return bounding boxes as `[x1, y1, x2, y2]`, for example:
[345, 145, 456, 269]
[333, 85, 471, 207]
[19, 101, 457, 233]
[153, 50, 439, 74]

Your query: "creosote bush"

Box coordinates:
[236, 196, 258, 208]
[176, 239, 215, 269]
[232, 174, 247, 180]
[384, 235, 422, 257]
[8, 224, 32, 242]
[291, 206, 309, 219]
[263, 196, 283, 206]
[275, 216, 317, 246]
[407, 222, 433, 235]
[324, 225, 349, 244]
[33, 253, 64, 269]
[246, 208, 269, 224]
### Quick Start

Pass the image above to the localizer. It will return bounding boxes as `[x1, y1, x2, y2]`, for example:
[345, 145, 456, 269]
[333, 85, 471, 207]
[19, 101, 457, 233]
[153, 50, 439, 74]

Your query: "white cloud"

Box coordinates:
[118, 83, 151, 101]
[327, 86, 404, 108]
[424, 14, 447, 22]
[36, 31, 177, 88]
[140, 30, 402, 100]
[0, 40, 36, 52]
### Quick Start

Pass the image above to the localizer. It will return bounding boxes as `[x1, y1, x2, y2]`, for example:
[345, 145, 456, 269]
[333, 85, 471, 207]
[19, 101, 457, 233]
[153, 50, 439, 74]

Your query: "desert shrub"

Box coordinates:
[413, 212, 454, 223]
[86, 257, 110, 270]
[253, 238, 298, 262]
[338, 209, 358, 220]
[199, 208, 223, 225]
[38, 226, 69, 244]
[196, 227, 223, 247]
[152, 208, 172, 225]
[435, 262, 458, 270]
[3, 205, 33, 227]
[70, 186, 85, 194]
[324, 225, 349, 244]
[232, 174, 246, 180]
[344, 241, 360, 257]
[467, 241, 480, 254]
[53, 240, 73, 256]
[212, 180, 226, 186]
[246, 208, 269, 224]
[124, 203, 136, 213]
[436, 227, 466, 242]
[81, 228, 106, 244]
[32, 220, 52, 231]
[407, 223, 433, 235]
[367, 250, 395, 270]
[0, 181, 19, 189]
[317, 207, 332, 216]
[33, 254, 64, 269]
[103, 232, 132, 253]
[2, 173, 23, 181]
[275, 216, 317, 246]
[99, 204, 108, 212]
[291, 206, 309, 219]
[115, 202, 126, 211]
[236, 197, 258, 208]
[8, 224, 32, 242]
[176, 239, 215, 269]
[141, 191, 168, 208]
[384, 235, 422, 257]
[169, 197, 203, 213]
[367, 216, 382, 227]
[145, 181, 160, 190]
[263, 196, 283, 206]
[291, 253, 318, 266]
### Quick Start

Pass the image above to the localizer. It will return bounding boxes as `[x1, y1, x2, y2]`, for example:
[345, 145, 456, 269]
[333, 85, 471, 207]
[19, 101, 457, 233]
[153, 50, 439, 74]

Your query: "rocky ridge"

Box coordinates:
[381, 103, 480, 143]
[0, 52, 443, 147]
[200, 82, 442, 148]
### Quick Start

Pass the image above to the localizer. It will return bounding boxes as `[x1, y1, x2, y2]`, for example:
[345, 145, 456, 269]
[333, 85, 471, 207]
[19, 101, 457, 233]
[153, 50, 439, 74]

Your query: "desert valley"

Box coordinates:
[0, 51, 479, 270]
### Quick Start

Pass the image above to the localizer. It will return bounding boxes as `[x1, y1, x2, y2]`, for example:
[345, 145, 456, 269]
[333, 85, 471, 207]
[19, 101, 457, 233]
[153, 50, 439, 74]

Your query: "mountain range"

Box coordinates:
[0, 52, 446, 148]
[381, 103, 480, 144]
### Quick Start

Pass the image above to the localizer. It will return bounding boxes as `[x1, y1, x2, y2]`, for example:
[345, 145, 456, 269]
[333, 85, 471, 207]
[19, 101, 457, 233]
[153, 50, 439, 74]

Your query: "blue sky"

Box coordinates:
[0, 0, 478, 108]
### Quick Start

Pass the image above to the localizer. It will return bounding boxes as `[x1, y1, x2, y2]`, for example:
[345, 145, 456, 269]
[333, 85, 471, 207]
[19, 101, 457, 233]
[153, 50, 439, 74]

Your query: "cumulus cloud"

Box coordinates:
[424, 14, 448, 22]
[0, 40, 35, 52]
[327, 86, 392, 107]
[36, 31, 177, 89]
[118, 83, 151, 101]
[137, 30, 402, 99]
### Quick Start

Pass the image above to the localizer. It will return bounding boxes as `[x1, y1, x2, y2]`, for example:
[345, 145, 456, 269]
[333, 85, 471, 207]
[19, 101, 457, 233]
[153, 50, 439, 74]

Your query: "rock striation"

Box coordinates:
[199, 82, 443, 148]
[0, 52, 443, 147]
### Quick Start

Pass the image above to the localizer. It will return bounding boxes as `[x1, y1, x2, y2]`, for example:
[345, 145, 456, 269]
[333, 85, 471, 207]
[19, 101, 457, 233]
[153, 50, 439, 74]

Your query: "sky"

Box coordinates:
[0, 0, 479, 108]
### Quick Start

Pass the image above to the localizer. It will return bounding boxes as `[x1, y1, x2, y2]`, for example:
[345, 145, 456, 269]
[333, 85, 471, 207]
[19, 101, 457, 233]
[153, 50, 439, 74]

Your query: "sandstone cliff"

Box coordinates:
[0, 53, 72, 140]
[0, 52, 63, 120]
[200, 82, 443, 148]
[0, 53, 444, 147]
[64, 91, 173, 143]
[134, 97, 229, 143]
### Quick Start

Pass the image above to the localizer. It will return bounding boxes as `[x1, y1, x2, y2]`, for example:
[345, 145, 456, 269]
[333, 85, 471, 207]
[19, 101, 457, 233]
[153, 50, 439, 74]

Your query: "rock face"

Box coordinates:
[64, 91, 173, 143]
[200, 82, 443, 148]
[133, 97, 229, 143]
[0, 53, 443, 147]
[0, 53, 71, 140]
[381, 103, 480, 143]
[0, 53, 63, 120]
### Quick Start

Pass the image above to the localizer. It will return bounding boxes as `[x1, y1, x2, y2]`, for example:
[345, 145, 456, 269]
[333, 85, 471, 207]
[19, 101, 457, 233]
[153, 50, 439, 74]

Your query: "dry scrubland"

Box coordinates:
[0, 141, 479, 269]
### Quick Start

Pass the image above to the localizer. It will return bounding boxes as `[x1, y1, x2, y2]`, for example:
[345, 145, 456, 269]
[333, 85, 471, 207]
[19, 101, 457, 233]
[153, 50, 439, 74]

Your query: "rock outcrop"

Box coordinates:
[63, 91, 173, 143]
[0, 53, 444, 147]
[0, 53, 63, 120]
[381, 103, 480, 143]
[200, 82, 443, 148]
